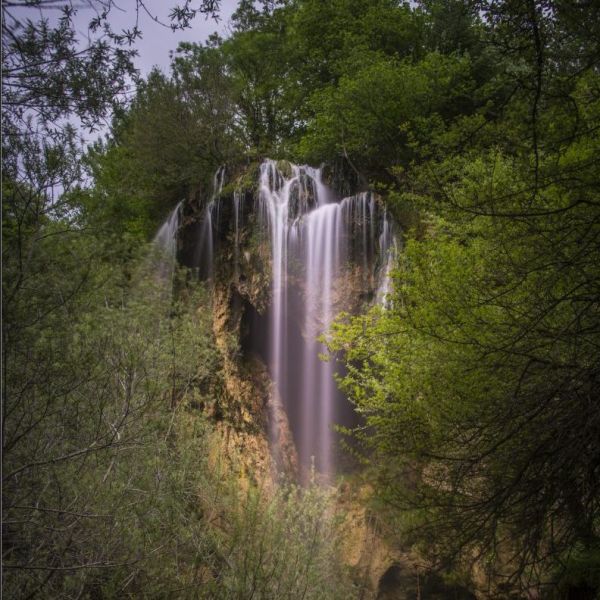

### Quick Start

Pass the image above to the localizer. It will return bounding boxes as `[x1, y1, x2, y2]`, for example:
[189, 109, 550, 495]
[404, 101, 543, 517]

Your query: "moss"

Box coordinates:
[235, 161, 261, 193]
[276, 159, 293, 179]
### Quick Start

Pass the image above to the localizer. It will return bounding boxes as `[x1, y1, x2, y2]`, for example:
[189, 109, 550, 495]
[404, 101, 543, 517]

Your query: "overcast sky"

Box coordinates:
[6, 0, 241, 143]
[76, 0, 240, 76]
[8, 0, 240, 76]
[108, 0, 240, 76]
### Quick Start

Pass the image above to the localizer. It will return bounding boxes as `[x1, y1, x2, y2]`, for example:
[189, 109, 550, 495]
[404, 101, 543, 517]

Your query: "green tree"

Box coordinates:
[84, 54, 239, 242]
[328, 1, 600, 594]
[297, 51, 476, 180]
[2, 182, 219, 594]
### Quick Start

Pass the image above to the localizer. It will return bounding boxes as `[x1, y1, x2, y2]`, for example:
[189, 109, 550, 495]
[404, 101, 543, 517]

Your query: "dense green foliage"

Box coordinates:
[2, 2, 355, 597]
[4, 0, 600, 597]
[2, 185, 354, 597]
[322, 1, 600, 596]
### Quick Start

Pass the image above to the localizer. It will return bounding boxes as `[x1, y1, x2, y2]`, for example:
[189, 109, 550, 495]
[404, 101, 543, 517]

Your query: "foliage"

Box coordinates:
[297, 51, 476, 177]
[2, 176, 211, 594]
[199, 473, 355, 599]
[2, 195, 353, 596]
[84, 59, 238, 241]
[2, 0, 223, 247]
[326, 1, 600, 594]
[1, 0, 221, 124]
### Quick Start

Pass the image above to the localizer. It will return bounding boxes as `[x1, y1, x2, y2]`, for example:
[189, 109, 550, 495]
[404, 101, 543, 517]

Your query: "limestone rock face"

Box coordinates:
[207, 280, 299, 484]
[337, 484, 398, 597]
[175, 160, 386, 484]
[336, 483, 479, 600]
[175, 165, 299, 485]
[175, 159, 397, 484]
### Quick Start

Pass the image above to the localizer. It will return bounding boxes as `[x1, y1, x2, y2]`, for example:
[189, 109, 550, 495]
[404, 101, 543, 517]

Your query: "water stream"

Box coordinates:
[253, 160, 396, 478]
[155, 160, 396, 480]
[153, 200, 183, 281]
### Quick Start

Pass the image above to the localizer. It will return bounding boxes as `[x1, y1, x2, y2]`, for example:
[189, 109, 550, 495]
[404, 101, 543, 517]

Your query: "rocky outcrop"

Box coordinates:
[176, 160, 387, 485]
[203, 279, 299, 484]
[336, 482, 479, 600]
[174, 165, 299, 485]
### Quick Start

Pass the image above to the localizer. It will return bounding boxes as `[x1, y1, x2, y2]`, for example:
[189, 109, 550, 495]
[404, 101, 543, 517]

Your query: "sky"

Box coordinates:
[8, 0, 240, 76]
[102, 0, 240, 76]
[3, 0, 242, 190]
[5, 0, 240, 145]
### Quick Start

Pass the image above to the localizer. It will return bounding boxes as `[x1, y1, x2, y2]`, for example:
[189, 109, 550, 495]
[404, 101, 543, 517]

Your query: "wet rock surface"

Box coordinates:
[176, 160, 395, 479]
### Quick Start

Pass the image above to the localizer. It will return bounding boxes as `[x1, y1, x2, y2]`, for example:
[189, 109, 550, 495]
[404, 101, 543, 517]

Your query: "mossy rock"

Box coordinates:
[228, 161, 261, 195]
[276, 159, 293, 179]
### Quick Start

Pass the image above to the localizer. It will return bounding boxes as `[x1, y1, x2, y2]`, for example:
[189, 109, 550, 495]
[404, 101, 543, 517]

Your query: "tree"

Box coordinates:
[328, 1, 600, 595]
[296, 51, 476, 181]
[1, 192, 219, 594]
[1, 0, 221, 122]
[2, 1, 222, 594]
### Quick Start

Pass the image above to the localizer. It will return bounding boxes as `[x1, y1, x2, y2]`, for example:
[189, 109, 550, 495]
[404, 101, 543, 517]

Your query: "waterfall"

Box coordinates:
[299, 204, 343, 477]
[154, 201, 182, 257]
[153, 200, 183, 280]
[376, 208, 398, 307]
[196, 166, 226, 279]
[233, 189, 243, 275]
[182, 160, 396, 481]
[253, 161, 396, 480]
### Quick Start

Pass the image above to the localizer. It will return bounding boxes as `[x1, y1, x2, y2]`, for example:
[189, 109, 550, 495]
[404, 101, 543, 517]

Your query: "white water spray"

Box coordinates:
[196, 166, 226, 279]
[254, 161, 396, 479]
[167, 161, 396, 480]
[153, 200, 183, 280]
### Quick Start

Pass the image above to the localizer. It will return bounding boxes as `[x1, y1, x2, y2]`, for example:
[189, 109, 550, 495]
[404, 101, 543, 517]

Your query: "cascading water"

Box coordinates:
[153, 200, 183, 280]
[154, 200, 182, 257]
[174, 160, 396, 481]
[376, 208, 398, 307]
[233, 189, 243, 275]
[298, 203, 343, 477]
[196, 165, 226, 279]
[253, 161, 396, 480]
